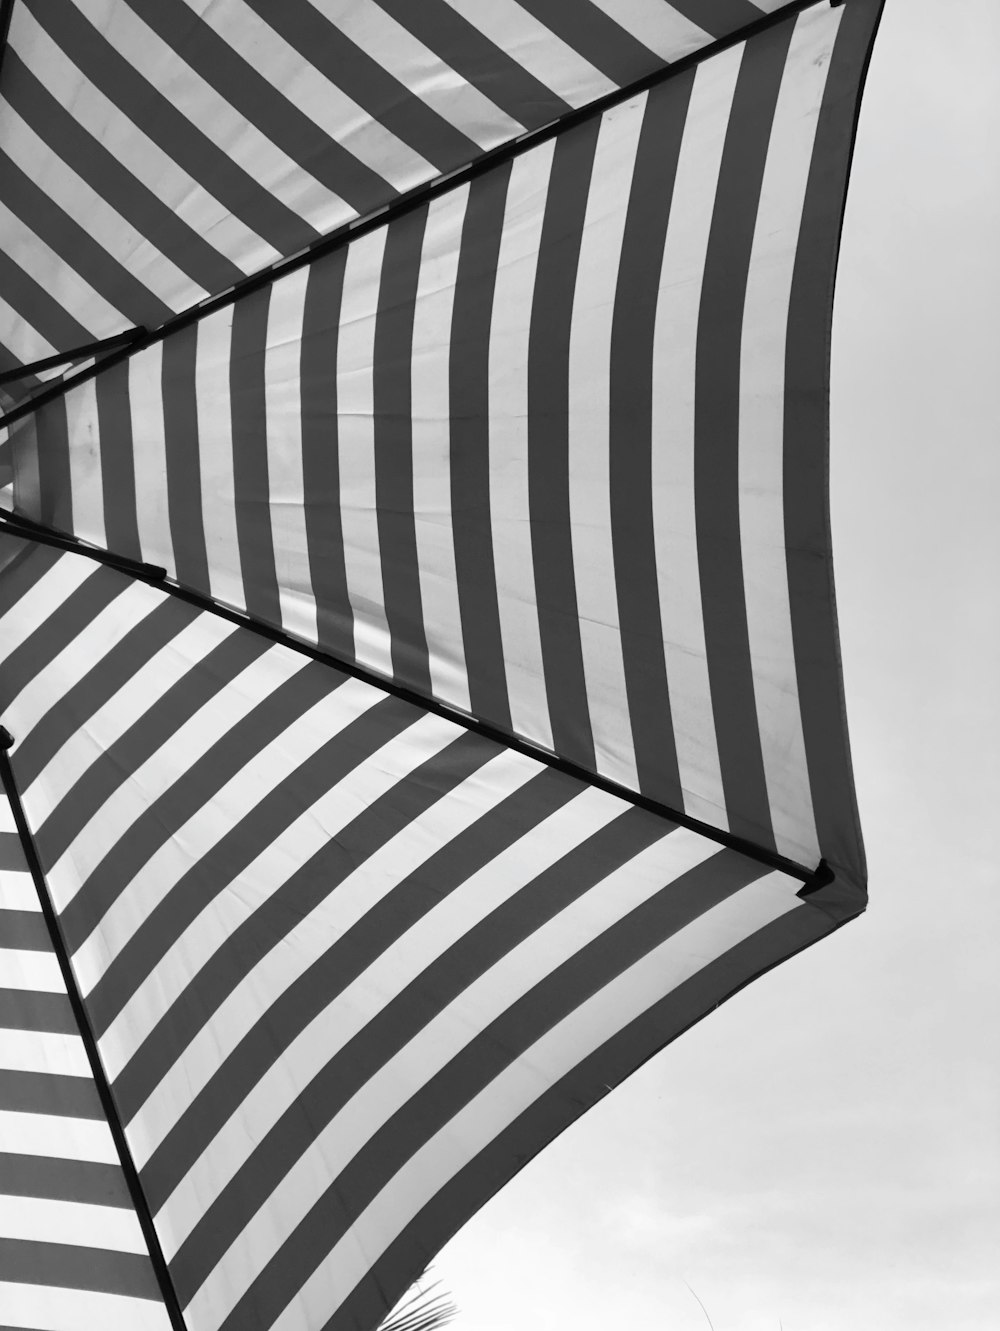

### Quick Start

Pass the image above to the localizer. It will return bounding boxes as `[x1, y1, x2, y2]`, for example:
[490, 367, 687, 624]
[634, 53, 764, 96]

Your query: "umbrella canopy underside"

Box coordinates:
[0, 2, 884, 1329]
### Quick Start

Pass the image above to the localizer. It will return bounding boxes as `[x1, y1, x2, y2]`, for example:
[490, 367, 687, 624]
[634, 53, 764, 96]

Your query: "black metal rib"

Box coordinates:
[0, 733, 188, 1331]
[0, 0, 833, 432]
[0, 507, 828, 890]
[0, 0, 16, 86]
[0, 329, 145, 387]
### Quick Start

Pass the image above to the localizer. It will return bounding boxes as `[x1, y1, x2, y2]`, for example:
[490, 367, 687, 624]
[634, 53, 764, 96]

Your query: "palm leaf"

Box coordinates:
[379, 1275, 458, 1331]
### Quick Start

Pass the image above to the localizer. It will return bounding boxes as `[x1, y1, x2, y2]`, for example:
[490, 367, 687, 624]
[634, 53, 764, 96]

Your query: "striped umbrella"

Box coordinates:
[0, 2, 884, 1328]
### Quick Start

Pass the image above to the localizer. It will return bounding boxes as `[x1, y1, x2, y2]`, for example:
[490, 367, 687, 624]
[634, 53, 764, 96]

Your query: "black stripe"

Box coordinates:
[31, 625, 267, 875]
[784, 0, 882, 892]
[373, 207, 432, 697]
[0, 563, 121, 712]
[161, 321, 210, 592]
[610, 72, 693, 809]
[695, 25, 791, 850]
[0, 907, 48, 950]
[137, 730, 507, 1207]
[0, 1068, 103, 1118]
[0, 831, 25, 869]
[1, 49, 244, 296]
[300, 248, 354, 661]
[449, 165, 512, 732]
[214, 822, 750, 1328]
[518, 0, 665, 86]
[0, 1236, 161, 1299]
[56, 654, 333, 954]
[376, 0, 570, 130]
[29, 396, 74, 535]
[0, 251, 92, 357]
[0, 147, 170, 331]
[126, 0, 387, 218]
[230, 285, 282, 627]
[167, 766, 585, 1297]
[13, 593, 197, 792]
[332, 898, 829, 1331]
[86, 692, 412, 1036]
[94, 359, 141, 562]
[668, 0, 769, 40]
[242, 0, 482, 179]
[0, 537, 60, 620]
[22, 0, 312, 257]
[528, 119, 600, 772]
[0, 988, 76, 1034]
[0, 1152, 131, 1206]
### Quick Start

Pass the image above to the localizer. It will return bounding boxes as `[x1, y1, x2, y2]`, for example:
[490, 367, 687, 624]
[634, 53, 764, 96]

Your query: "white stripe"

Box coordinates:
[277, 873, 802, 1330]
[264, 265, 317, 642]
[0, 1282, 171, 1331]
[72, 676, 380, 998]
[0, 948, 65, 994]
[0, 294, 59, 369]
[739, 6, 841, 865]
[10, 5, 276, 273]
[0, 1193, 147, 1254]
[0, 1028, 89, 1077]
[0, 555, 92, 674]
[651, 46, 742, 828]
[64, 378, 107, 549]
[0, 201, 123, 339]
[488, 141, 555, 749]
[124, 711, 458, 1162]
[0, 1109, 118, 1162]
[180, 783, 626, 1316]
[446, 0, 616, 106]
[338, 226, 393, 677]
[52, 648, 307, 905]
[73, 0, 347, 230]
[327, 0, 524, 147]
[129, 342, 177, 576]
[156, 749, 542, 1244]
[411, 186, 471, 710]
[196, 308, 246, 612]
[0, 794, 17, 834]
[191, 0, 435, 196]
[0, 100, 205, 311]
[568, 96, 645, 793]
[23, 607, 236, 839]
[0, 870, 37, 911]
[589, 0, 712, 60]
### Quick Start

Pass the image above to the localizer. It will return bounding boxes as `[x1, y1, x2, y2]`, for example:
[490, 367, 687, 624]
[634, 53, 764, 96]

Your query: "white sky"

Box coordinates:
[437, 2, 1000, 1327]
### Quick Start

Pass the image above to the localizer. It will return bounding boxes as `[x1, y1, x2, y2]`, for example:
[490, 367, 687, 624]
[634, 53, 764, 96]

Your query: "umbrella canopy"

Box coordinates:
[0, 2, 884, 1329]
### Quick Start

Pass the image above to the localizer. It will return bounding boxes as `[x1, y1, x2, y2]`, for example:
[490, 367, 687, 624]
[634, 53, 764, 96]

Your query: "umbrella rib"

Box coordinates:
[0, 328, 146, 387]
[0, 0, 834, 434]
[0, 731, 189, 1331]
[0, 507, 829, 891]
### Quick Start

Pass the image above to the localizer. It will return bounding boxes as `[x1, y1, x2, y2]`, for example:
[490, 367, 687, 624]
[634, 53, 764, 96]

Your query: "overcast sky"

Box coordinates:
[437, 3, 1000, 1328]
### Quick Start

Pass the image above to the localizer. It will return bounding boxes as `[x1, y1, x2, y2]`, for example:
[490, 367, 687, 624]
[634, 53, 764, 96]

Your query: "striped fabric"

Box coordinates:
[0, 0, 800, 387]
[0, 761, 171, 1327]
[8, 0, 878, 880]
[0, 534, 851, 1331]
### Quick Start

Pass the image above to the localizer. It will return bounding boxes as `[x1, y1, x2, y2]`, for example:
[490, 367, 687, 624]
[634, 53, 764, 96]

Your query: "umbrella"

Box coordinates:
[0, 1, 884, 1328]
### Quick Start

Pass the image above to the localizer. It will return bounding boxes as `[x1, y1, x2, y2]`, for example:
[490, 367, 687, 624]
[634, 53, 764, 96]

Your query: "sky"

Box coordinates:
[436, 3, 1000, 1328]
